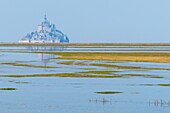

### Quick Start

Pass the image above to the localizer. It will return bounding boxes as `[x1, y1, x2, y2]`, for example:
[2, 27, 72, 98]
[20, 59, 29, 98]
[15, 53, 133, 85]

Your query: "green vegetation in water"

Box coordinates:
[30, 73, 122, 78]
[158, 84, 170, 86]
[80, 70, 115, 75]
[125, 74, 164, 78]
[15, 60, 38, 63]
[1, 62, 56, 68]
[91, 63, 144, 70]
[141, 84, 155, 86]
[58, 60, 170, 70]
[91, 63, 170, 71]
[141, 84, 170, 86]
[58, 61, 89, 66]
[0, 88, 16, 90]
[56, 59, 170, 71]
[41, 51, 170, 63]
[95, 91, 123, 94]
[58, 61, 74, 65]
[82, 68, 97, 71]
[0, 72, 163, 79]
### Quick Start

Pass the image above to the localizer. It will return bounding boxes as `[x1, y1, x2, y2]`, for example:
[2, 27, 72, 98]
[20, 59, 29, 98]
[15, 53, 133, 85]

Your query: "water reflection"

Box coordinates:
[37, 53, 55, 69]
[90, 98, 170, 109]
[26, 46, 65, 52]
[89, 98, 113, 105]
[38, 53, 55, 61]
[149, 100, 170, 108]
[2, 45, 170, 52]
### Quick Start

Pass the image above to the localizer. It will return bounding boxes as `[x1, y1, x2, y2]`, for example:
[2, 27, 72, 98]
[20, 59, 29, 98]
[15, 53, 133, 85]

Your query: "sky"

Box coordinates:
[0, 0, 170, 43]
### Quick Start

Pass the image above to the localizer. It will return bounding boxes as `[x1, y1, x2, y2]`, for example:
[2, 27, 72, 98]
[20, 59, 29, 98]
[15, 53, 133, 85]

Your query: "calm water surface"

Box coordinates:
[0, 46, 170, 113]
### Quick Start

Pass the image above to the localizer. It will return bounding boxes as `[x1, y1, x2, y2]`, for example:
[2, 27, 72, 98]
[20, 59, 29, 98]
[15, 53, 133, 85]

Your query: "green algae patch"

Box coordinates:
[91, 63, 170, 71]
[0, 73, 121, 78]
[80, 70, 115, 75]
[0, 73, 164, 79]
[91, 63, 143, 70]
[82, 68, 97, 71]
[58, 61, 74, 65]
[95, 91, 123, 94]
[0, 88, 16, 90]
[58, 61, 89, 66]
[32, 73, 122, 78]
[1, 62, 56, 68]
[158, 84, 170, 86]
[141, 84, 155, 86]
[120, 74, 164, 78]
[41, 52, 170, 63]
[57, 58, 170, 71]
[149, 76, 164, 78]
[141, 84, 170, 87]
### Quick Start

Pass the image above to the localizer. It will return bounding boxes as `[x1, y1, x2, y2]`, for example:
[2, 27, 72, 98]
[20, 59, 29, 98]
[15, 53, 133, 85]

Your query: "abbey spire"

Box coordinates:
[44, 13, 47, 21]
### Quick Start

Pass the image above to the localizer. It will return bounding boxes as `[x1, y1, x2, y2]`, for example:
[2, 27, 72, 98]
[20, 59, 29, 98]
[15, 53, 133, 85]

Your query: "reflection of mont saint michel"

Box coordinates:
[19, 15, 69, 43]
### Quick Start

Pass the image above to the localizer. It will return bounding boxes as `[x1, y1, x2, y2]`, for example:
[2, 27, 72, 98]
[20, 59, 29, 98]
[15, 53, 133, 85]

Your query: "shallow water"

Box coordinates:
[1, 45, 170, 52]
[0, 46, 170, 113]
[1, 77, 170, 113]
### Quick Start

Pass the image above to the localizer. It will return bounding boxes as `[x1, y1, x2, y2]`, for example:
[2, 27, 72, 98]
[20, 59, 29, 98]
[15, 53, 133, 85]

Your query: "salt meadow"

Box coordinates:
[1, 43, 170, 113]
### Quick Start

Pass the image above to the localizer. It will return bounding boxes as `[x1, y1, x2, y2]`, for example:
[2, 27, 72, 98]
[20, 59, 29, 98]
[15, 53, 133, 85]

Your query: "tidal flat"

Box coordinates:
[45, 52, 170, 63]
[1, 45, 170, 113]
[0, 88, 16, 90]
[95, 91, 123, 94]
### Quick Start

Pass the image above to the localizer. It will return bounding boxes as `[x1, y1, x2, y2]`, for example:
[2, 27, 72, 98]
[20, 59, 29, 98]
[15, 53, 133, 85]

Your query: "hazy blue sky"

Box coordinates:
[0, 0, 170, 43]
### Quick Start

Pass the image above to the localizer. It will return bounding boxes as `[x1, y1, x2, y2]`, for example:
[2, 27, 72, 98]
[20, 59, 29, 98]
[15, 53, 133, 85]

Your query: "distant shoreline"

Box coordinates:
[1, 43, 170, 47]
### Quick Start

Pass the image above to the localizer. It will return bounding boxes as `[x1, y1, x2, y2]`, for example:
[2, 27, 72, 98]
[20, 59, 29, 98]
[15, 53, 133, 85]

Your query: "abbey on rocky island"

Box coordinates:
[19, 15, 69, 43]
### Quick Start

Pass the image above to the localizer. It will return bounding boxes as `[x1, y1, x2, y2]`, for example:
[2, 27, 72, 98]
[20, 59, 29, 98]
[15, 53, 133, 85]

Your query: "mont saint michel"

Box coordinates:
[19, 15, 69, 43]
